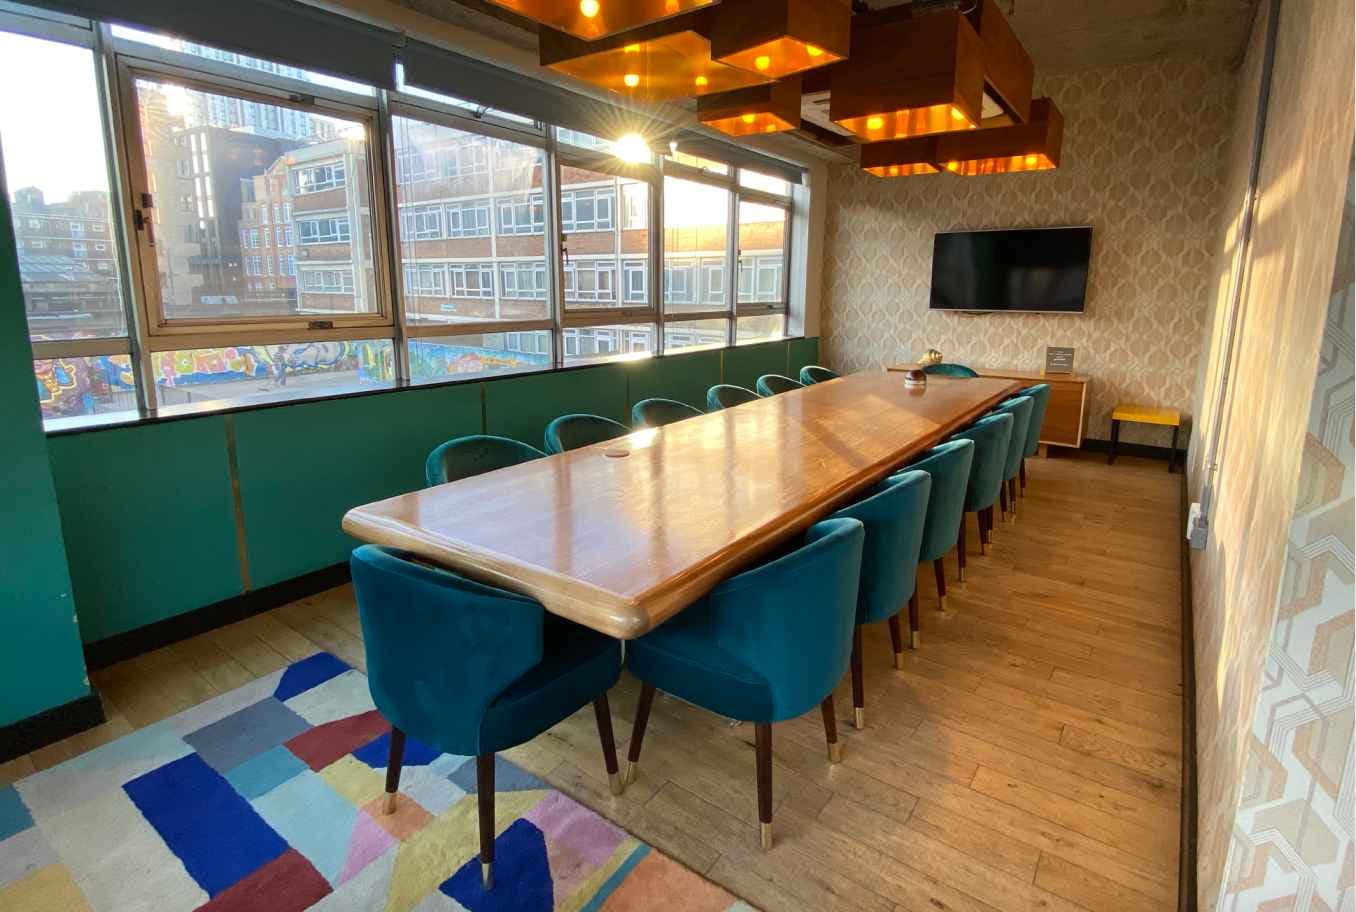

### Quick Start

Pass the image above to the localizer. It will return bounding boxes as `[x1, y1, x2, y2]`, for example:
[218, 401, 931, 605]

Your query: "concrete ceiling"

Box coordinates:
[864, 0, 1259, 73]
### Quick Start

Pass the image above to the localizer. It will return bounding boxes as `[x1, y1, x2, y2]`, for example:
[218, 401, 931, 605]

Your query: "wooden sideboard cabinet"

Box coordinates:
[975, 369, 1088, 452]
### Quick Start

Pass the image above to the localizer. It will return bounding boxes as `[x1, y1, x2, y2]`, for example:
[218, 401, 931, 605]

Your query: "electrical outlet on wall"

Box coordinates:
[1186, 501, 1208, 550]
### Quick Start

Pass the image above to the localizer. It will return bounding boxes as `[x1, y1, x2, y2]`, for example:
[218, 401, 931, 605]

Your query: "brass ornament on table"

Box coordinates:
[919, 348, 943, 367]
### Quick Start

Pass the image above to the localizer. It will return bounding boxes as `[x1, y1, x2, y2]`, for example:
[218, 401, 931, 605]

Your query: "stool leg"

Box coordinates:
[888, 613, 905, 668]
[908, 586, 921, 649]
[851, 625, 865, 729]
[1108, 419, 1121, 465]
[1169, 425, 1180, 474]
[820, 696, 841, 763]
[933, 557, 947, 609]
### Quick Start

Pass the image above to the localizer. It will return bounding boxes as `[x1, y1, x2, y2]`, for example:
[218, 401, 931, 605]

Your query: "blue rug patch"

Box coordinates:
[440, 818, 553, 912]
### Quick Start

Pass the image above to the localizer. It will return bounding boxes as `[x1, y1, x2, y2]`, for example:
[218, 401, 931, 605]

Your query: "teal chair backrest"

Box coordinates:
[1017, 384, 1051, 457]
[544, 413, 629, 454]
[799, 365, 838, 385]
[924, 363, 978, 378]
[425, 435, 544, 486]
[695, 517, 864, 721]
[632, 397, 702, 428]
[990, 395, 1033, 481]
[351, 545, 544, 756]
[903, 438, 975, 562]
[756, 374, 804, 396]
[950, 413, 1013, 512]
[706, 384, 759, 411]
[830, 470, 931, 626]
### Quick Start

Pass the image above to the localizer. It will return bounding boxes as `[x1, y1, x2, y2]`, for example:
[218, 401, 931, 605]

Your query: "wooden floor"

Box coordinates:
[3, 450, 1184, 912]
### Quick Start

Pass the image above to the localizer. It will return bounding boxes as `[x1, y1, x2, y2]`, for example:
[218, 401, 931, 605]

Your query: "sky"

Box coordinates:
[0, 31, 111, 204]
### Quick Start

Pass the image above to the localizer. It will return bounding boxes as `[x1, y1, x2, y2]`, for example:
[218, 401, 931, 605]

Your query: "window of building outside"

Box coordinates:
[5, 10, 800, 423]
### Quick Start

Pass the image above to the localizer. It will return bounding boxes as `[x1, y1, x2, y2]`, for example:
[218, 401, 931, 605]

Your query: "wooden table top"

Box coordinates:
[888, 364, 1090, 384]
[342, 372, 1021, 639]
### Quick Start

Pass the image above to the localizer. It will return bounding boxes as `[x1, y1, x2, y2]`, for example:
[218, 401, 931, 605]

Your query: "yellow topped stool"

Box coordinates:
[1108, 405, 1182, 473]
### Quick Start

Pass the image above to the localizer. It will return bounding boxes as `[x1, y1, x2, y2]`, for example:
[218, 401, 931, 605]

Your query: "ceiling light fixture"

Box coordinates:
[709, 0, 851, 79]
[540, 17, 771, 102]
[697, 76, 803, 136]
[860, 97, 1064, 177]
[485, 0, 716, 41]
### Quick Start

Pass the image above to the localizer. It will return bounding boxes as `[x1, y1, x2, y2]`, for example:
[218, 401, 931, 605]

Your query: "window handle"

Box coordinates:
[561, 242, 570, 267]
[135, 192, 155, 247]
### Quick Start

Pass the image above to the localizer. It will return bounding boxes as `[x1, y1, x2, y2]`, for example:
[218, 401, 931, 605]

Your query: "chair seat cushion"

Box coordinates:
[626, 607, 776, 723]
[480, 614, 621, 753]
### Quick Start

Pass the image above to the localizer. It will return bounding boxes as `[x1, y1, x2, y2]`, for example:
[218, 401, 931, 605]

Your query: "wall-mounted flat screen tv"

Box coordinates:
[929, 226, 1092, 313]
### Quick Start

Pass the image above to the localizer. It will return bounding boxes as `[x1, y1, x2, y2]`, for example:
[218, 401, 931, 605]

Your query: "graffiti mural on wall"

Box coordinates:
[152, 341, 394, 389]
[34, 355, 136, 419]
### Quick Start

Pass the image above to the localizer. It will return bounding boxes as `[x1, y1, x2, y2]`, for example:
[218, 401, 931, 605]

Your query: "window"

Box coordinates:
[300, 268, 355, 294]
[561, 187, 614, 232]
[273, 203, 282, 223]
[623, 260, 647, 303]
[408, 331, 550, 383]
[564, 259, 615, 305]
[739, 168, 792, 196]
[128, 73, 381, 324]
[563, 325, 656, 366]
[663, 176, 728, 314]
[737, 313, 787, 345]
[403, 262, 446, 296]
[297, 216, 350, 245]
[153, 340, 394, 410]
[560, 167, 649, 313]
[665, 318, 729, 352]
[1, 30, 130, 352]
[293, 161, 346, 194]
[283, 254, 297, 276]
[496, 194, 544, 236]
[71, 242, 88, 257]
[622, 182, 648, 229]
[737, 200, 788, 306]
[393, 113, 548, 326]
[283, 225, 295, 246]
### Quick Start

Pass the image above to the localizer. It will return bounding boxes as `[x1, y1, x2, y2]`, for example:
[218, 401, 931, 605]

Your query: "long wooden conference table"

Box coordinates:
[342, 371, 1021, 639]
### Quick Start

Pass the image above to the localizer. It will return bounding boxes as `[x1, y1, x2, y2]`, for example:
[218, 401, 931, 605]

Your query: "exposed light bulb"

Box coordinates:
[694, 75, 709, 87]
[949, 106, 966, 122]
[754, 55, 771, 71]
[579, 0, 600, 18]
[1024, 154, 1039, 166]
[623, 73, 640, 87]
[866, 116, 884, 131]
[806, 44, 824, 58]
[742, 113, 756, 124]
[623, 43, 641, 53]
[764, 123, 777, 132]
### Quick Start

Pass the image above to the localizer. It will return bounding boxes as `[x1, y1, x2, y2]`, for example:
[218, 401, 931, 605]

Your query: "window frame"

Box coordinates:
[112, 50, 396, 344]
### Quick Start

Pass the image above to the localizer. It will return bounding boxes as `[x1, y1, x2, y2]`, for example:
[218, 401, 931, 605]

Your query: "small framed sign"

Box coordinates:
[1044, 346, 1076, 374]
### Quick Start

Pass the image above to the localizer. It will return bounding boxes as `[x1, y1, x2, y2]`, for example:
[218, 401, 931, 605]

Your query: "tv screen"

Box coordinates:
[929, 226, 1092, 313]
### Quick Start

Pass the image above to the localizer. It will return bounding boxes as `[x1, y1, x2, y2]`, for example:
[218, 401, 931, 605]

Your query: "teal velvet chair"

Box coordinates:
[829, 471, 931, 729]
[425, 435, 544, 487]
[706, 383, 759, 411]
[799, 365, 838, 385]
[351, 545, 623, 889]
[544, 413, 629, 454]
[989, 395, 1033, 522]
[948, 412, 1013, 575]
[632, 397, 702, 429]
[923, 363, 978, 378]
[756, 373, 804, 396]
[624, 517, 865, 849]
[1015, 383, 1051, 495]
[903, 438, 974, 604]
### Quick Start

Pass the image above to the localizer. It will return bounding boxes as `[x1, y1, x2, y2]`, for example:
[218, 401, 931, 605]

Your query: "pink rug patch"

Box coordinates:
[338, 811, 396, 885]
[524, 791, 624, 868]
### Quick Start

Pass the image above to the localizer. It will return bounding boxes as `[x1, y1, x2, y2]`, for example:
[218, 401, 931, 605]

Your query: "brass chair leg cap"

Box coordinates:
[481, 861, 494, 890]
[828, 741, 843, 763]
[383, 792, 398, 815]
[911, 630, 921, 649]
[958, 568, 966, 581]
[760, 822, 773, 850]
[853, 707, 865, 730]
[893, 651, 905, 669]
[623, 761, 638, 786]
[937, 594, 948, 611]
[608, 771, 625, 796]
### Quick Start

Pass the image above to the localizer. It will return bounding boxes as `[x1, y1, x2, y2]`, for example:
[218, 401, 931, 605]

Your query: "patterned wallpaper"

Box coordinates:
[820, 57, 1236, 444]
[1218, 168, 1354, 911]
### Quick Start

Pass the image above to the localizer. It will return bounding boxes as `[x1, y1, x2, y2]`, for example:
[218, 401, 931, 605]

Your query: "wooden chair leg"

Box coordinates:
[820, 696, 841, 763]
[887, 613, 904, 668]
[957, 517, 968, 580]
[476, 753, 495, 889]
[907, 587, 920, 649]
[1019, 457, 1027, 494]
[850, 625, 865, 730]
[755, 723, 773, 849]
[625, 683, 655, 785]
[999, 481, 1009, 519]
[933, 557, 947, 609]
[383, 726, 406, 815]
[979, 508, 990, 553]
[1008, 478, 1018, 520]
[592, 694, 623, 795]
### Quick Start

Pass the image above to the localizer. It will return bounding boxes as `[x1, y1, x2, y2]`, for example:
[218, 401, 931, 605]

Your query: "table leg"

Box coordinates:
[1169, 425, 1180, 473]
[1108, 419, 1121, 465]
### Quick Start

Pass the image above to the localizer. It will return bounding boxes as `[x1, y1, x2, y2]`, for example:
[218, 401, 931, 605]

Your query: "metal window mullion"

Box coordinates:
[405, 319, 553, 339]
[0, 7, 94, 47]
[378, 90, 410, 383]
[651, 167, 665, 355]
[31, 338, 132, 359]
[725, 180, 738, 347]
[544, 133, 565, 370]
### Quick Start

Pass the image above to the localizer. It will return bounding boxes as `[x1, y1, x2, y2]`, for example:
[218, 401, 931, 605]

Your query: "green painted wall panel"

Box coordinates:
[624, 349, 723, 413]
[0, 196, 90, 723]
[722, 341, 790, 392]
[788, 337, 821, 380]
[47, 418, 243, 643]
[233, 382, 483, 588]
[484, 364, 628, 445]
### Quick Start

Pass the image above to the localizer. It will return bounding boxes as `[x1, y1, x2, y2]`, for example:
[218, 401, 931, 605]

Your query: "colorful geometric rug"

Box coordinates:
[0, 653, 750, 911]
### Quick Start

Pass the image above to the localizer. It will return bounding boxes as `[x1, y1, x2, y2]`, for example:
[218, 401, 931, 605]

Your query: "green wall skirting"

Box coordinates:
[50, 339, 818, 646]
